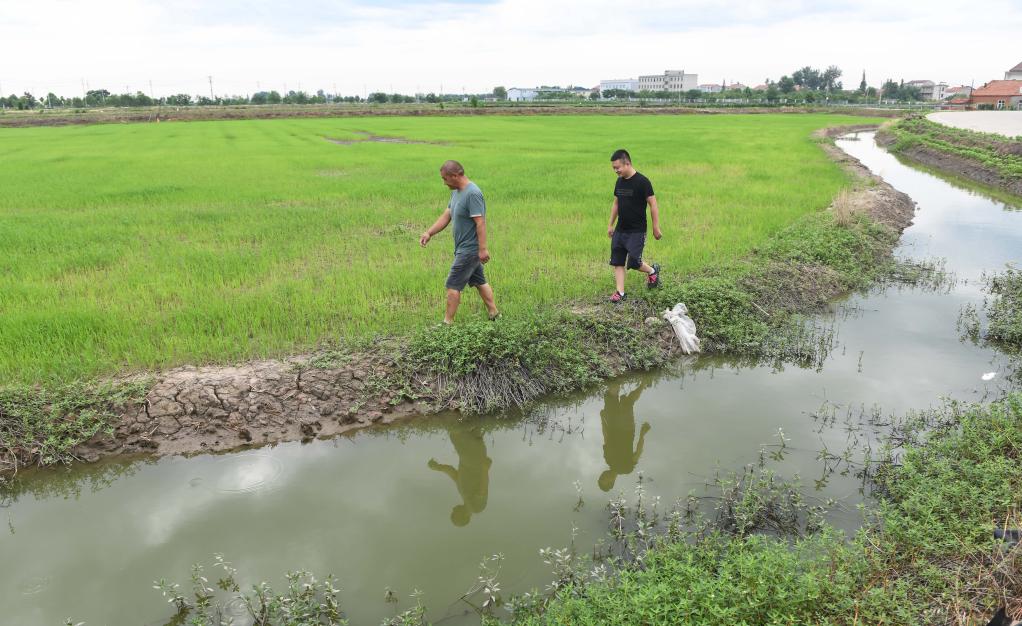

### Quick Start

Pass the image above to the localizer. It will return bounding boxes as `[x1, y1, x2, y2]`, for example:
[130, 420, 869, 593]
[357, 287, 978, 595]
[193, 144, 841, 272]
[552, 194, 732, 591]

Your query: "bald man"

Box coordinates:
[420, 160, 500, 324]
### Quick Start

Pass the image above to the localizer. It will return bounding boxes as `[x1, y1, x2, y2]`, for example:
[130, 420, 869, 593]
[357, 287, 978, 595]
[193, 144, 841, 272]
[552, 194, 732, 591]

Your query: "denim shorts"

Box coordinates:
[445, 252, 487, 291]
[609, 231, 646, 269]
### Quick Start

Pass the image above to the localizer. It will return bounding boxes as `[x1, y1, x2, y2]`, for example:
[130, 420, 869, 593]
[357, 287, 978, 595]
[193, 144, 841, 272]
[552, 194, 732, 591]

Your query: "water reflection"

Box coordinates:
[428, 423, 492, 527]
[599, 380, 651, 492]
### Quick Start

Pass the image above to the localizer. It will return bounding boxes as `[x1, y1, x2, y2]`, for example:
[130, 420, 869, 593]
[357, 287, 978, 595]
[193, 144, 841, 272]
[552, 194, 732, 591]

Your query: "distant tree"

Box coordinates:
[778, 75, 795, 94]
[85, 89, 109, 106]
[766, 84, 780, 100]
[251, 91, 269, 105]
[792, 67, 820, 90]
[685, 89, 702, 100]
[369, 92, 388, 103]
[165, 93, 192, 106]
[821, 65, 843, 91]
[267, 90, 282, 104]
[425, 92, 438, 103]
[470, 95, 480, 107]
[492, 86, 507, 100]
[859, 71, 867, 95]
[589, 90, 600, 100]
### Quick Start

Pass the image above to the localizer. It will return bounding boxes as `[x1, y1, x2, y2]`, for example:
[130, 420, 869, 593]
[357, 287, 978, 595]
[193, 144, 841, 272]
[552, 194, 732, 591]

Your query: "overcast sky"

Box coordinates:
[3, 0, 1020, 97]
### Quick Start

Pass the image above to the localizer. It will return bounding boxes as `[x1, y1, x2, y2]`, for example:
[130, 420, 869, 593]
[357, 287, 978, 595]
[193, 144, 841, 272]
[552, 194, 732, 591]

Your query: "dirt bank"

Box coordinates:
[0, 125, 914, 475]
[877, 119, 1022, 198]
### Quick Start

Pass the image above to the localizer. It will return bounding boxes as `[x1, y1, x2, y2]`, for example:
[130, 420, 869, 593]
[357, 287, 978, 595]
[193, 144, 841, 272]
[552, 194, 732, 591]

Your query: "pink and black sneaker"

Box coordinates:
[609, 291, 626, 303]
[647, 263, 661, 289]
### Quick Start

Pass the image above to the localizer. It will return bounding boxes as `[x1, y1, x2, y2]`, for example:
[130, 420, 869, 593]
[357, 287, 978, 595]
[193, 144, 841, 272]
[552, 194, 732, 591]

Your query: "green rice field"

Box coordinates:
[0, 114, 881, 383]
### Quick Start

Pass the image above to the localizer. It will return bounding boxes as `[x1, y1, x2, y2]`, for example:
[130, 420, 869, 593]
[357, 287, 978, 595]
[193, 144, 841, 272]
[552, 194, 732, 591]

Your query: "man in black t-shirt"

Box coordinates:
[607, 149, 662, 302]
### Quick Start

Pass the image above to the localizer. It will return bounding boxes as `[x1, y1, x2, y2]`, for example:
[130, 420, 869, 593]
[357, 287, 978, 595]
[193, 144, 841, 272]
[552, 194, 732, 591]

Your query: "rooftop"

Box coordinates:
[972, 80, 1022, 97]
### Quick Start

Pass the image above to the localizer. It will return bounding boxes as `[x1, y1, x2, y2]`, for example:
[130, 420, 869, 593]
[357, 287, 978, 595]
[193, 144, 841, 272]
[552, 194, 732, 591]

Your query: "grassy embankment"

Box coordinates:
[881, 116, 1022, 196]
[0, 114, 894, 469]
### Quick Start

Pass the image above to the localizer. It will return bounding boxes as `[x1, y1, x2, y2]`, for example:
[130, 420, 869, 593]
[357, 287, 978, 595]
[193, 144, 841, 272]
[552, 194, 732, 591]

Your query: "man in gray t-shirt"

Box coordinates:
[419, 160, 500, 324]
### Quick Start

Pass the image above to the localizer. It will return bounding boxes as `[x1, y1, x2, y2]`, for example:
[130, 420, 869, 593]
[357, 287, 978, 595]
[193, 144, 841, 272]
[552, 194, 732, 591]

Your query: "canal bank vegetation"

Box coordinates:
[879, 116, 1022, 197]
[494, 392, 1022, 625]
[405, 178, 912, 414]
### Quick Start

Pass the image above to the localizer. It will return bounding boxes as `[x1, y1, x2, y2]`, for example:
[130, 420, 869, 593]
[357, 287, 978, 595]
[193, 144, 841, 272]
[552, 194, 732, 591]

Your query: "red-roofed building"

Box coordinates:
[1005, 61, 1022, 80]
[970, 80, 1022, 110]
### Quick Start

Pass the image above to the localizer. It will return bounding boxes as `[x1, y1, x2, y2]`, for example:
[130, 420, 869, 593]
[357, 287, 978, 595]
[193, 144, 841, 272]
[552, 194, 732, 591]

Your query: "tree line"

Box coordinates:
[1, 67, 938, 111]
[0, 88, 478, 111]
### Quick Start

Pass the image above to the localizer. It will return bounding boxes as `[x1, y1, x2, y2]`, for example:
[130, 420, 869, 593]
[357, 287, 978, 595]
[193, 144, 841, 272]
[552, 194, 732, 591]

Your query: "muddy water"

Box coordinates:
[3, 133, 1021, 625]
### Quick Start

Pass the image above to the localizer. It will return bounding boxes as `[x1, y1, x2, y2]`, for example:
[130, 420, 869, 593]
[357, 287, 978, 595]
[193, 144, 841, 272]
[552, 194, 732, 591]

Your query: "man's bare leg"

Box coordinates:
[445, 288, 461, 324]
[637, 261, 654, 274]
[614, 266, 626, 294]
[476, 283, 498, 317]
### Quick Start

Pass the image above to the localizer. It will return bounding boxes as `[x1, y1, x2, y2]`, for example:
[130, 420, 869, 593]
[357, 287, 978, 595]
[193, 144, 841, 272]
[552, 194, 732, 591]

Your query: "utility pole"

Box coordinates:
[208, 75, 214, 100]
[149, 80, 154, 100]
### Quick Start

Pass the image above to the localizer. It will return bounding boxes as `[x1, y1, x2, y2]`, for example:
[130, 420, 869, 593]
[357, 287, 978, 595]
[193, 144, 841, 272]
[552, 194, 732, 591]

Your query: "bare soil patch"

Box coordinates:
[323, 131, 448, 146]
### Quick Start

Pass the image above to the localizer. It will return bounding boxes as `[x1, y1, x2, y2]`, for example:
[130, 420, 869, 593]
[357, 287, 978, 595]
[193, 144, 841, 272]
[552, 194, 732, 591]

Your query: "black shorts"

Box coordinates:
[445, 252, 487, 291]
[609, 231, 646, 269]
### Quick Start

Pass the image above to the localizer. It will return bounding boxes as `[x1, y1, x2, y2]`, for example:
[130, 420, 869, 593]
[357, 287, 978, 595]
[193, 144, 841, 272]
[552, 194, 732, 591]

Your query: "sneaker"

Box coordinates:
[489, 312, 502, 321]
[647, 263, 661, 289]
[609, 291, 626, 303]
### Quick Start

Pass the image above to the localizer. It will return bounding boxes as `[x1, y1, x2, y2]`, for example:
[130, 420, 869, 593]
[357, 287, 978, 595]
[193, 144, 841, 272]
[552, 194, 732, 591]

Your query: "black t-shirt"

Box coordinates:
[614, 172, 654, 233]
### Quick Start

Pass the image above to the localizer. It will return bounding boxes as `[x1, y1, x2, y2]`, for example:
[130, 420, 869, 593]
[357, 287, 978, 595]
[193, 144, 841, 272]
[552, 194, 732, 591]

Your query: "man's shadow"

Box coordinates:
[598, 379, 652, 492]
[428, 422, 493, 527]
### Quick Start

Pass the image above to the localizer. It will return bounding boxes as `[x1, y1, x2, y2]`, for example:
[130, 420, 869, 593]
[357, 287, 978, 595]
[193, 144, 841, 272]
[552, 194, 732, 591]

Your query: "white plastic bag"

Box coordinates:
[662, 303, 701, 354]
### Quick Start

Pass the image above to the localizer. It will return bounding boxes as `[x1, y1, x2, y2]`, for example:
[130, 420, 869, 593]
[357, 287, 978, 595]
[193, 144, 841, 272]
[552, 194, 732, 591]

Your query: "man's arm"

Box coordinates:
[473, 215, 490, 263]
[420, 208, 452, 247]
[608, 197, 619, 238]
[648, 195, 662, 240]
[428, 458, 459, 482]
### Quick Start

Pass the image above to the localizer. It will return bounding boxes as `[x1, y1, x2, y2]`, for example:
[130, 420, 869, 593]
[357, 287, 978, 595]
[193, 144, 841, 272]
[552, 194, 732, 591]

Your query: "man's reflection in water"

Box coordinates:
[428, 424, 492, 527]
[599, 379, 651, 492]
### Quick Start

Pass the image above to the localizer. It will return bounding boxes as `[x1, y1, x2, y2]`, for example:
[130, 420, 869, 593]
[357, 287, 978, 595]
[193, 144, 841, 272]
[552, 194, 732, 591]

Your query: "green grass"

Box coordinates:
[0, 114, 880, 384]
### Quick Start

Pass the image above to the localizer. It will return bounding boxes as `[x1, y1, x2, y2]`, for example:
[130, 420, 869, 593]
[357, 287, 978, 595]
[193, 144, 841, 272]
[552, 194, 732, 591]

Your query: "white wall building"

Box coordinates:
[507, 88, 538, 102]
[1005, 61, 1022, 80]
[600, 78, 639, 92]
[906, 80, 949, 101]
[637, 70, 698, 93]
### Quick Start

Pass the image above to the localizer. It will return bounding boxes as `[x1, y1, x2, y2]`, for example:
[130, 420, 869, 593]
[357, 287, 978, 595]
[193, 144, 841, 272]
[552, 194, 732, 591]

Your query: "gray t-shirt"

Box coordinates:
[449, 182, 486, 255]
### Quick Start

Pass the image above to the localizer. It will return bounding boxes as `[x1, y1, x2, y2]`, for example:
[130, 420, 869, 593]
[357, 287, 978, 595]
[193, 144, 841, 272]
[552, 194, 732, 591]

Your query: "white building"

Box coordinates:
[600, 78, 639, 93]
[637, 70, 698, 93]
[1005, 61, 1022, 80]
[698, 84, 722, 93]
[906, 80, 949, 101]
[507, 87, 538, 102]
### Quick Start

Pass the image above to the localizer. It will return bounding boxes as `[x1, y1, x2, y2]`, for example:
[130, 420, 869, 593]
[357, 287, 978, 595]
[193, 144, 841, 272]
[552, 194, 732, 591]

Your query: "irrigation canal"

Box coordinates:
[2, 132, 1021, 625]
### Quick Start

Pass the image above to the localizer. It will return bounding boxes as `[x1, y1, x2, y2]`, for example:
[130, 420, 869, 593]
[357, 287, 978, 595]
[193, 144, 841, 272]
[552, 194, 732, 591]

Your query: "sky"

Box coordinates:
[2, 0, 1021, 98]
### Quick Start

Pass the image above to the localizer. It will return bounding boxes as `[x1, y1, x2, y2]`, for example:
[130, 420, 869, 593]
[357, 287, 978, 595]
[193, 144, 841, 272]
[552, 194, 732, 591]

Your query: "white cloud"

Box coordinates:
[1, 0, 1020, 97]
